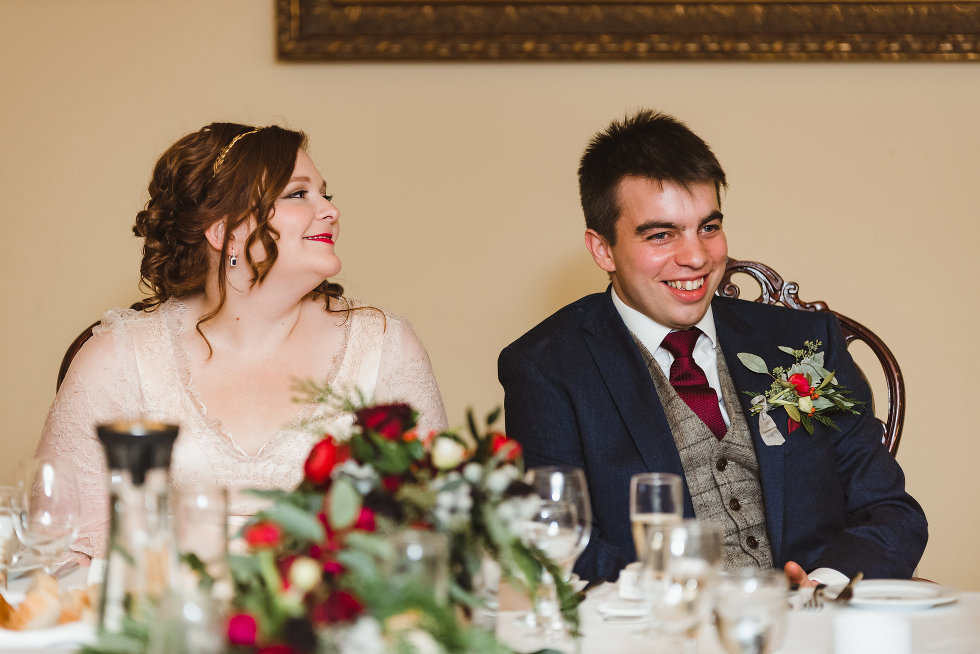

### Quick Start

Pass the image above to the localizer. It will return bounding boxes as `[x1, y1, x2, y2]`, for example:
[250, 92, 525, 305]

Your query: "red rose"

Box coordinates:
[227, 613, 258, 645]
[245, 522, 282, 548]
[353, 507, 376, 532]
[323, 559, 345, 575]
[311, 591, 364, 624]
[355, 403, 415, 440]
[490, 433, 522, 462]
[381, 475, 402, 493]
[305, 438, 348, 486]
[788, 373, 811, 396]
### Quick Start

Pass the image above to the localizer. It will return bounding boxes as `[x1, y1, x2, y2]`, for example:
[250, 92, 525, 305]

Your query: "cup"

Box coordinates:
[172, 485, 229, 589]
[640, 519, 723, 650]
[630, 472, 683, 562]
[0, 485, 21, 590]
[387, 529, 450, 603]
[715, 568, 789, 654]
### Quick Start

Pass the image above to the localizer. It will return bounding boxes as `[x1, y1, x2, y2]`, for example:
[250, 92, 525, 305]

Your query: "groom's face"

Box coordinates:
[587, 176, 728, 330]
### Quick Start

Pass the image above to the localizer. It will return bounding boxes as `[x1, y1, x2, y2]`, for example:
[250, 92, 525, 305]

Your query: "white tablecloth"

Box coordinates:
[498, 589, 980, 654]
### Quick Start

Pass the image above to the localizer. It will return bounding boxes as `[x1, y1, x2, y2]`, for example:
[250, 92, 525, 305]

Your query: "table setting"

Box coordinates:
[0, 404, 978, 654]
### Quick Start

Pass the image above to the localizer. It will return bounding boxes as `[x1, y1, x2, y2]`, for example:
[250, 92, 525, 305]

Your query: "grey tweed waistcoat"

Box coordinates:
[633, 336, 774, 570]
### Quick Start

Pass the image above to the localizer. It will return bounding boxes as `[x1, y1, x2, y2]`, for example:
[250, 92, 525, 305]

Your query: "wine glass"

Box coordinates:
[0, 485, 23, 590]
[715, 568, 788, 654]
[11, 458, 81, 575]
[640, 519, 723, 653]
[522, 466, 592, 641]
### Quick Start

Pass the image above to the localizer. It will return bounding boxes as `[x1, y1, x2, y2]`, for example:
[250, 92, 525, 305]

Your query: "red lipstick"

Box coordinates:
[303, 233, 334, 244]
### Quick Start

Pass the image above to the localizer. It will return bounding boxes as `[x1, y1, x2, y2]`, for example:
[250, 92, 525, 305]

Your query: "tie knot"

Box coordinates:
[661, 328, 702, 358]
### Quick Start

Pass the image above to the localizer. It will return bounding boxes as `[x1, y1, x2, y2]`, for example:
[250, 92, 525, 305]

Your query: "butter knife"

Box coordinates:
[831, 571, 864, 602]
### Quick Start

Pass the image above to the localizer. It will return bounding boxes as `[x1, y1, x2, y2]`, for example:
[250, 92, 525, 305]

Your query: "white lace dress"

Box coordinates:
[36, 298, 448, 561]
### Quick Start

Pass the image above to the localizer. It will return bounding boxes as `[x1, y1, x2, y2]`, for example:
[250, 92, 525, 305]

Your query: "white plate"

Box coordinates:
[848, 579, 958, 609]
[596, 596, 649, 619]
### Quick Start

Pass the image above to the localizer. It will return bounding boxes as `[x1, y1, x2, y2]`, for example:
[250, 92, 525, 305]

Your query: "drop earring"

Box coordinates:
[229, 249, 238, 267]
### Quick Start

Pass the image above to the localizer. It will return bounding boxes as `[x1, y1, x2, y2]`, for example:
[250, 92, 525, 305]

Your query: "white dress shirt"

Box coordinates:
[610, 287, 731, 427]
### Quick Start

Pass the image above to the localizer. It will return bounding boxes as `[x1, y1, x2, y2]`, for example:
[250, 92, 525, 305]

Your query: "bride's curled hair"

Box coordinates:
[132, 122, 344, 327]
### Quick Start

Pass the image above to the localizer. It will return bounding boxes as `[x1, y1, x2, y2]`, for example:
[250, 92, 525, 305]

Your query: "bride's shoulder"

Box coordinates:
[331, 297, 412, 336]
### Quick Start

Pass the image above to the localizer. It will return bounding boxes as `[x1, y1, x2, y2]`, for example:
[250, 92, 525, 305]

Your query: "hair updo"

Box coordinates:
[132, 122, 344, 328]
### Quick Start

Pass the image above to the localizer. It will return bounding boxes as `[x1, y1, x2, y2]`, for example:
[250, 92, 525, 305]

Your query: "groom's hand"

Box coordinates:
[784, 561, 819, 588]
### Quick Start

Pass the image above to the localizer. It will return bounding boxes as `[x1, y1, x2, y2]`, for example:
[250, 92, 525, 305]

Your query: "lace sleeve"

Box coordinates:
[35, 318, 143, 563]
[374, 316, 449, 435]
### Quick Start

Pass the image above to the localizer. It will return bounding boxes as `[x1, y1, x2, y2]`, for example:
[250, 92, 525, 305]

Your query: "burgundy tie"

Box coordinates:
[661, 328, 728, 440]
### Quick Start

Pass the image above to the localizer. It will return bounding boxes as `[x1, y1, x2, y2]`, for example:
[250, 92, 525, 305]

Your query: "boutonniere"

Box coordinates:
[737, 340, 863, 446]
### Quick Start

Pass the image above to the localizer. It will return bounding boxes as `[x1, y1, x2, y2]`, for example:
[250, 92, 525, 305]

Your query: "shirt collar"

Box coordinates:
[610, 286, 718, 354]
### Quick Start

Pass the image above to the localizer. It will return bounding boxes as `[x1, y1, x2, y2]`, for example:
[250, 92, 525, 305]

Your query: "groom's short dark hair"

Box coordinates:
[578, 110, 727, 244]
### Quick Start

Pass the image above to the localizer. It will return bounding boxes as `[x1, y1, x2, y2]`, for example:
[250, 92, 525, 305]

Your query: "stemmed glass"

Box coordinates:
[0, 485, 23, 590]
[11, 458, 81, 575]
[715, 568, 788, 654]
[522, 466, 592, 641]
[630, 472, 683, 563]
[640, 519, 723, 653]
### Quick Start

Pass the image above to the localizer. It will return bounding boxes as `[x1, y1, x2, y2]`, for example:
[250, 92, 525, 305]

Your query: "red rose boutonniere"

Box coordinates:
[738, 340, 864, 444]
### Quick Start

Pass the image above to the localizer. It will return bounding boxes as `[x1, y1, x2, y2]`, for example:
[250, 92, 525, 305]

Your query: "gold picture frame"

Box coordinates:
[277, 0, 979, 61]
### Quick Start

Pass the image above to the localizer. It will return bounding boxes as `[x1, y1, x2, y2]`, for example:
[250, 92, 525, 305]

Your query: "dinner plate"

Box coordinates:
[0, 590, 96, 650]
[596, 596, 649, 619]
[848, 580, 958, 609]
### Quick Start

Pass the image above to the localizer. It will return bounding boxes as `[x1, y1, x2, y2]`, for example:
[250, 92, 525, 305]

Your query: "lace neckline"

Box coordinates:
[161, 297, 352, 459]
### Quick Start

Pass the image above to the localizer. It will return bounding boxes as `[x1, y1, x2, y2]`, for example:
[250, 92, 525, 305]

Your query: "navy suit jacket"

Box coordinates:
[498, 290, 927, 583]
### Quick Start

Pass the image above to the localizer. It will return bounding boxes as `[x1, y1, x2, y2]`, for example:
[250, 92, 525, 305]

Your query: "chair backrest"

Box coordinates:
[718, 258, 905, 456]
[56, 302, 150, 392]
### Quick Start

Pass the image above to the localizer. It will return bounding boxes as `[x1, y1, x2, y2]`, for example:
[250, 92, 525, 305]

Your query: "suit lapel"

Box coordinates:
[581, 291, 685, 479]
[713, 298, 786, 562]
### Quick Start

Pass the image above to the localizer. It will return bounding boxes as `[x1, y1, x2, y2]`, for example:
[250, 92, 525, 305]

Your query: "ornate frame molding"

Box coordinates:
[277, 0, 979, 61]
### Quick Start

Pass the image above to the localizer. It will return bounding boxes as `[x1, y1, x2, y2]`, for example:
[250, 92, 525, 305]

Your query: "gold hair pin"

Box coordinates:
[213, 128, 260, 174]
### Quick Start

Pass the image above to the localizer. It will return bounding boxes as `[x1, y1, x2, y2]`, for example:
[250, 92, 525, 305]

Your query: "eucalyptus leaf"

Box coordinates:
[811, 351, 825, 368]
[812, 397, 834, 410]
[738, 353, 769, 374]
[778, 346, 796, 356]
[260, 502, 327, 542]
[817, 372, 837, 391]
[328, 478, 362, 530]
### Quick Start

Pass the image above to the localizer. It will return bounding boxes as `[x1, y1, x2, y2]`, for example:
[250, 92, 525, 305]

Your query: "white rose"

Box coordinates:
[287, 556, 322, 592]
[431, 437, 466, 470]
[798, 395, 814, 413]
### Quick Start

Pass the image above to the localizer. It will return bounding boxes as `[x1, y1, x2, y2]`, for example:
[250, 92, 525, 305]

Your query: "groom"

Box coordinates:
[498, 110, 927, 585]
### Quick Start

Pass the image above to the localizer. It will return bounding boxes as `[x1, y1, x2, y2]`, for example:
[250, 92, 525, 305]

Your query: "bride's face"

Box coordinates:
[262, 149, 342, 284]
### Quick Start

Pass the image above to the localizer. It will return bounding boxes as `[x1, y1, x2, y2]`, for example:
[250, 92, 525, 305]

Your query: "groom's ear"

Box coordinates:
[585, 229, 616, 273]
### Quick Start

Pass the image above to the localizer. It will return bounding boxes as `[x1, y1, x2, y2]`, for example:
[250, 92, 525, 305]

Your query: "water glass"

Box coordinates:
[641, 519, 723, 652]
[11, 458, 80, 575]
[173, 484, 229, 588]
[630, 472, 683, 562]
[523, 466, 592, 641]
[0, 485, 22, 590]
[387, 529, 450, 603]
[715, 568, 788, 654]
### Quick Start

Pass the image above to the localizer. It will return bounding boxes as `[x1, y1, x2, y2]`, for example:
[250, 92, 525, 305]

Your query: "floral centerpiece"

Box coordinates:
[223, 388, 581, 653]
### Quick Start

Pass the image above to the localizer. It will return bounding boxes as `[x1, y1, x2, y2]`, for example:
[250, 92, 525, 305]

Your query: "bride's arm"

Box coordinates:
[374, 316, 449, 435]
[35, 325, 141, 564]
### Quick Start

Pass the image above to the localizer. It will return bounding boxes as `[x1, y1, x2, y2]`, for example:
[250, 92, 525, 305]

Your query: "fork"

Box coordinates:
[803, 572, 864, 610]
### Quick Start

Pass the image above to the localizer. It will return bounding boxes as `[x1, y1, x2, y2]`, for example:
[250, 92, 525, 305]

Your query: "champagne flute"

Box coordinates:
[522, 466, 592, 640]
[12, 458, 81, 575]
[630, 472, 683, 563]
[715, 568, 788, 654]
[641, 519, 723, 653]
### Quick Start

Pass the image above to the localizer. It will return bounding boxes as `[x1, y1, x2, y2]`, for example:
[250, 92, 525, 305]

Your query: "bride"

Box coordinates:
[36, 123, 448, 563]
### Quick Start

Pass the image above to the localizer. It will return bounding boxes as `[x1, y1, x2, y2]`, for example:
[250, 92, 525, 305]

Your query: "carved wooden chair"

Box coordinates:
[719, 258, 905, 456]
[56, 302, 150, 391]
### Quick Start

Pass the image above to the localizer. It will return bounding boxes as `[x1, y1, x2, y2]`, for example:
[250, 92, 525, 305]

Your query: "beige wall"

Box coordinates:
[2, 2, 977, 588]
